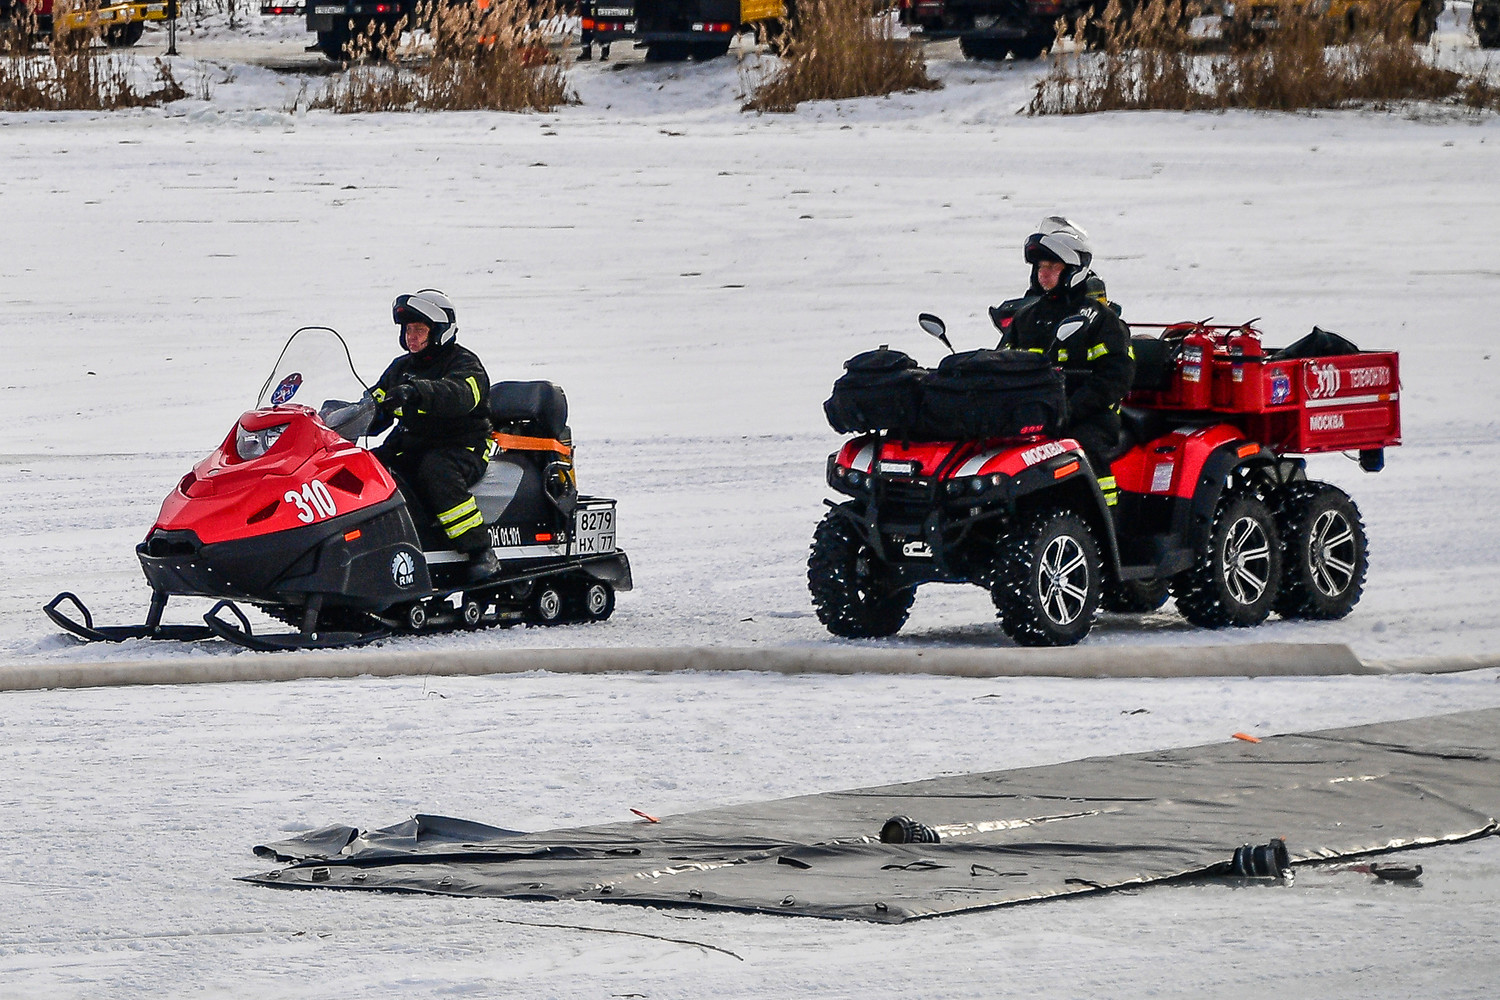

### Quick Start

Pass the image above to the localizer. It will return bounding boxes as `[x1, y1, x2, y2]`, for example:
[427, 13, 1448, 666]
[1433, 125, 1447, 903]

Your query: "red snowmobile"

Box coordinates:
[810, 314, 1400, 646]
[46, 327, 631, 651]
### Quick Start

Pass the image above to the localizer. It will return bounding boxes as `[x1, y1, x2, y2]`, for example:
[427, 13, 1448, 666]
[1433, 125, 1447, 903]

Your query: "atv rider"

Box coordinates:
[996, 218, 1134, 506]
[369, 289, 498, 582]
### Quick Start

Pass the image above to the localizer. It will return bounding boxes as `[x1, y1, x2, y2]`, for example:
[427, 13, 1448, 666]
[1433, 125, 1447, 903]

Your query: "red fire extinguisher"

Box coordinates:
[1226, 324, 1265, 410]
[1175, 326, 1214, 409]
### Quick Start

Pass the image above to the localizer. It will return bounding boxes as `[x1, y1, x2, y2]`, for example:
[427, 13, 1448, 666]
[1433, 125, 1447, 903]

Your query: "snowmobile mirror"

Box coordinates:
[918, 313, 955, 353]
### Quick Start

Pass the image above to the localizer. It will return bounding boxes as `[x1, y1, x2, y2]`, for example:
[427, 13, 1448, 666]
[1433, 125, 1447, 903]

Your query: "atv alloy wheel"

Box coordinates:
[991, 508, 1101, 647]
[1274, 482, 1367, 620]
[807, 509, 915, 639]
[1173, 490, 1282, 627]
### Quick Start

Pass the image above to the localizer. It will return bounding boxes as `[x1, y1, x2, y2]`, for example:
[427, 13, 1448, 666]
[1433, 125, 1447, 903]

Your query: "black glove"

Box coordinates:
[379, 382, 421, 416]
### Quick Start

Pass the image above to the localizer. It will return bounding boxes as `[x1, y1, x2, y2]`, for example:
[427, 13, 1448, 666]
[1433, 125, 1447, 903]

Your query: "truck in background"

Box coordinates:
[581, 0, 784, 61]
[2, 0, 170, 46]
[896, 0, 1090, 60]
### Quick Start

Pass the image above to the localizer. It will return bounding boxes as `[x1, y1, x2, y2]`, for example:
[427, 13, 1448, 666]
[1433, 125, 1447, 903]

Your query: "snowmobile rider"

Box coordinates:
[369, 289, 499, 582]
[996, 217, 1134, 506]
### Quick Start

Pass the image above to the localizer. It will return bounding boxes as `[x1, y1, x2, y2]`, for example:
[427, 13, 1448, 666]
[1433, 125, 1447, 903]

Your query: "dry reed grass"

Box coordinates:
[744, 0, 939, 112]
[1030, 0, 1472, 114]
[0, 4, 187, 110]
[312, 0, 571, 113]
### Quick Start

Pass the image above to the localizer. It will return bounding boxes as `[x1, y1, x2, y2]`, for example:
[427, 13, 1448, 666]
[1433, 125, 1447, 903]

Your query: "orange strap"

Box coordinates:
[491, 431, 571, 457]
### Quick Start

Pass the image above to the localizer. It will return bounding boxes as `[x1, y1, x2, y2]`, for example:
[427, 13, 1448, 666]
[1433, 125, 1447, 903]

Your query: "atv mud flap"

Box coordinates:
[203, 601, 391, 652]
[44, 591, 218, 643]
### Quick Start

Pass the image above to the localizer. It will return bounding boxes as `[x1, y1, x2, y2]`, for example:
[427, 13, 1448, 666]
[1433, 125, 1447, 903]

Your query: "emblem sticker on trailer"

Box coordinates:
[391, 550, 416, 588]
[271, 373, 303, 405]
[1305, 362, 1341, 399]
[1269, 369, 1291, 405]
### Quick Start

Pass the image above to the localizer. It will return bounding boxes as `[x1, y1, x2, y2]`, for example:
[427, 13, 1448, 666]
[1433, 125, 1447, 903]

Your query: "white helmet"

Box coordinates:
[392, 289, 458, 351]
[1024, 216, 1094, 287]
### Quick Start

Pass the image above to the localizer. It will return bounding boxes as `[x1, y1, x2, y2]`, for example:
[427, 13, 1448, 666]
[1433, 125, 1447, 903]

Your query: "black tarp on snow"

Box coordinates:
[240, 708, 1500, 923]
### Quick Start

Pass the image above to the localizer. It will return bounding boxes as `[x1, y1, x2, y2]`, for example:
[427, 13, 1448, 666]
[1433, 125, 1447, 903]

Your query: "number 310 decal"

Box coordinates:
[284, 479, 338, 523]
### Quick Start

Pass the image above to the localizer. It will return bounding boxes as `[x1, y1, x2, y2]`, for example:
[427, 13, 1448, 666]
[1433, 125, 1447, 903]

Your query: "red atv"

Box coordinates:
[809, 315, 1400, 646]
[46, 327, 631, 651]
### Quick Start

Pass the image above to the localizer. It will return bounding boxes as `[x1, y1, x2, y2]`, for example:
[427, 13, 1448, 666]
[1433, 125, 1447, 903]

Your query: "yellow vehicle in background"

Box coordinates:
[580, 0, 785, 61]
[1220, 0, 1445, 43]
[0, 0, 169, 46]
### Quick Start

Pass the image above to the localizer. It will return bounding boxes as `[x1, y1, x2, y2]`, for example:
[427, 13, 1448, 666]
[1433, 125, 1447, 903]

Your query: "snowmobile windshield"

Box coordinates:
[257, 327, 375, 441]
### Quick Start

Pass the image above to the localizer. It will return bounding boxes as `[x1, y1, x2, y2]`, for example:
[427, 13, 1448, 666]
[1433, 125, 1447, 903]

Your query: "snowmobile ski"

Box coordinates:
[44, 591, 218, 643]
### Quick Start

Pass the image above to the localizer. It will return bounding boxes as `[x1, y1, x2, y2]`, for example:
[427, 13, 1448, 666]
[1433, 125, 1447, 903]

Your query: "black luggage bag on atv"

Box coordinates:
[824, 348, 925, 437]
[919, 349, 1066, 439]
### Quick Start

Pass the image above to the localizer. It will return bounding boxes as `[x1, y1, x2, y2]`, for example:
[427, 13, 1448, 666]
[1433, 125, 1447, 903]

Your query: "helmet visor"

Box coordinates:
[1025, 234, 1064, 265]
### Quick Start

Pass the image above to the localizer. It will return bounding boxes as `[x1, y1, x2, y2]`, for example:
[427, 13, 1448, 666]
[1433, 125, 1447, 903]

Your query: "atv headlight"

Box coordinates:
[235, 422, 288, 460]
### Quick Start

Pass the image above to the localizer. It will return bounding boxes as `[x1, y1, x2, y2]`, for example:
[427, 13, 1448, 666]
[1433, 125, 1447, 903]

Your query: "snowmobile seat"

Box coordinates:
[480, 382, 578, 527]
[489, 381, 569, 441]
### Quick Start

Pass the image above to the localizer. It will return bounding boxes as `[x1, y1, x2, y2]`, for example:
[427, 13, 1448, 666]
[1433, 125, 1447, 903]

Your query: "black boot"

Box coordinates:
[466, 548, 500, 583]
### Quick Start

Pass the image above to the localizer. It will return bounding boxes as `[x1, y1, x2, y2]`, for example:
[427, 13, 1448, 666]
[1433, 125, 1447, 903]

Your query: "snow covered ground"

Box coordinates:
[6, 670, 1500, 999]
[3, 14, 1500, 997]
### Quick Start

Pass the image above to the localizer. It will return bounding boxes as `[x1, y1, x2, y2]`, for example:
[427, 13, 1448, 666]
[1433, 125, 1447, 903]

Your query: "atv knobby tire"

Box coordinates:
[1102, 578, 1170, 614]
[1172, 490, 1282, 628]
[808, 508, 914, 639]
[991, 508, 1101, 647]
[1274, 481, 1367, 620]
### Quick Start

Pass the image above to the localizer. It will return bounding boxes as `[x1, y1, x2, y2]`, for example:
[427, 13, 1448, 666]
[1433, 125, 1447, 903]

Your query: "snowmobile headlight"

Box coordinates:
[971, 478, 986, 493]
[235, 422, 288, 460]
[848, 471, 863, 487]
[945, 480, 962, 496]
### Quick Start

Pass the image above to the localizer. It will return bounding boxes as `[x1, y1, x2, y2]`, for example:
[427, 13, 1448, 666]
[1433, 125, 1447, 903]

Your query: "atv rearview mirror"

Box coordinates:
[918, 312, 954, 353]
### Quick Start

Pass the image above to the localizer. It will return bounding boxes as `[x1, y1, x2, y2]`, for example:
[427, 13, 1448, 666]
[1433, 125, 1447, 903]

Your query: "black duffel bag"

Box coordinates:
[1269, 326, 1361, 360]
[919, 349, 1066, 439]
[824, 348, 926, 435]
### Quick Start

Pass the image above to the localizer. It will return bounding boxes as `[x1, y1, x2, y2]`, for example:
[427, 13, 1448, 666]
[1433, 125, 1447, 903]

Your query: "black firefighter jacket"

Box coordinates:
[369, 341, 493, 454]
[1000, 279, 1135, 431]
